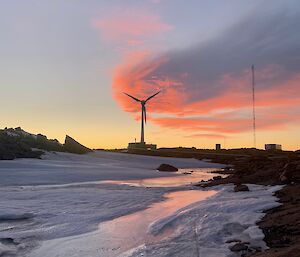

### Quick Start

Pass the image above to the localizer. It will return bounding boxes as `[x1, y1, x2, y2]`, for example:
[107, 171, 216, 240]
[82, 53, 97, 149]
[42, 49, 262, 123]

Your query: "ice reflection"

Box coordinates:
[97, 190, 217, 256]
[106, 167, 225, 187]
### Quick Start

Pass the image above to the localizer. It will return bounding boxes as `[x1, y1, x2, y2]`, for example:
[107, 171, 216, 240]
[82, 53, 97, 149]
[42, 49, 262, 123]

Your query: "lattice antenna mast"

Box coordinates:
[252, 65, 256, 148]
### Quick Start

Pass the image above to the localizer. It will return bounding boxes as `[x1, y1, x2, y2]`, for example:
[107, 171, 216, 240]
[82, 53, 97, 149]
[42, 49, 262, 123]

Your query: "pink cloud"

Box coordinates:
[184, 133, 228, 139]
[112, 53, 300, 136]
[92, 3, 300, 141]
[92, 9, 172, 44]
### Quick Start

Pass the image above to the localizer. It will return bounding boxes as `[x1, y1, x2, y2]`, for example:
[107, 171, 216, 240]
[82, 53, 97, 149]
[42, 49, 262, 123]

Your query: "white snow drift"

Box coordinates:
[0, 151, 281, 257]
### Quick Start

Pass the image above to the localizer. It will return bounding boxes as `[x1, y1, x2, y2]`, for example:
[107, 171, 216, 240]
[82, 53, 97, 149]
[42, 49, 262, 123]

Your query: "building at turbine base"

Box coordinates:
[128, 142, 157, 150]
[265, 144, 282, 151]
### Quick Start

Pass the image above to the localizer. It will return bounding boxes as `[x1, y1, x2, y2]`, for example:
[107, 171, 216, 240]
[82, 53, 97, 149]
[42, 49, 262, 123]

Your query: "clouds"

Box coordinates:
[111, 5, 300, 138]
[92, 8, 172, 48]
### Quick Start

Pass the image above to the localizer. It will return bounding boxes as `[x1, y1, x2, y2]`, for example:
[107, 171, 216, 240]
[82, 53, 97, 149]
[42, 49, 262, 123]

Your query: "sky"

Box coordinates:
[0, 0, 300, 150]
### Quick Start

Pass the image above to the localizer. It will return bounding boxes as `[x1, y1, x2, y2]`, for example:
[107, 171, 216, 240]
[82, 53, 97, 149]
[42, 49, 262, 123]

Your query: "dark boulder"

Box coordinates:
[213, 175, 222, 180]
[157, 164, 178, 172]
[234, 184, 249, 192]
[64, 135, 92, 154]
[0, 237, 19, 245]
[229, 242, 248, 252]
[225, 239, 242, 244]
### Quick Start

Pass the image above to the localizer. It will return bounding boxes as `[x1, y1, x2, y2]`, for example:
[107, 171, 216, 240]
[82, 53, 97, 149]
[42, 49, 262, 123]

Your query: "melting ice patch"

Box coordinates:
[27, 185, 282, 257]
[128, 184, 282, 257]
[0, 152, 282, 257]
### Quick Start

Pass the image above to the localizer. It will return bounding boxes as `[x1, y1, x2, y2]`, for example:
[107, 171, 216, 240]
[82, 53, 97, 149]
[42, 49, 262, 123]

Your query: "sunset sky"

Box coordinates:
[1, 0, 300, 150]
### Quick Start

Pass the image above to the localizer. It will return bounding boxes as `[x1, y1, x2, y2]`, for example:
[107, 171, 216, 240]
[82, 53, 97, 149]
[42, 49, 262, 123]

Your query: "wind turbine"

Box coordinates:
[124, 91, 161, 144]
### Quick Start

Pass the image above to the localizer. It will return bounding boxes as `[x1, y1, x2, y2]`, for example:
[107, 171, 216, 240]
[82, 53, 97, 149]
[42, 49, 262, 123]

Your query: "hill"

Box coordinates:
[0, 127, 92, 160]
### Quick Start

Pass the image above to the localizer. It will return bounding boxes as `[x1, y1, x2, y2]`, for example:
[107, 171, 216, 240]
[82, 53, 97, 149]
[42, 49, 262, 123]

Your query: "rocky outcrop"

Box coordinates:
[229, 242, 248, 252]
[63, 135, 92, 154]
[183, 171, 193, 175]
[157, 164, 178, 172]
[234, 184, 249, 192]
[198, 154, 300, 257]
[279, 161, 300, 183]
[35, 134, 65, 152]
[0, 130, 43, 160]
[213, 175, 222, 180]
[252, 184, 300, 257]
[0, 127, 94, 159]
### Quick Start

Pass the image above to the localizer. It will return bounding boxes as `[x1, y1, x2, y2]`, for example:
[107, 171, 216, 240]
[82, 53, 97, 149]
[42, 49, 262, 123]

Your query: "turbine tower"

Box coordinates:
[124, 91, 161, 144]
[252, 65, 256, 148]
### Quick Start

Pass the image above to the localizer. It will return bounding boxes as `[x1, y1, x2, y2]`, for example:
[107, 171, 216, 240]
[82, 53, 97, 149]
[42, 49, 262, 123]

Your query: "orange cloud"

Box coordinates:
[93, 4, 300, 139]
[112, 54, 300, 136]
[151, 109, 296, 134]
[184, 134, 228, 139]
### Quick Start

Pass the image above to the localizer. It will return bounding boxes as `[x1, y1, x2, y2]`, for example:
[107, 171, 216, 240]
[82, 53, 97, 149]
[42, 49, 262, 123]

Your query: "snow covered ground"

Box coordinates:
[130, 184, 282, 257]
[0, 151, 223, 186]
[0, 151, 281, 257]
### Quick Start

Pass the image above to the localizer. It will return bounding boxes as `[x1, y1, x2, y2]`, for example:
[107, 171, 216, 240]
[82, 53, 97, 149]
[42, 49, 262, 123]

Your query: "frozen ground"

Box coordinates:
[0, 151, 281, 257]
[0, 151, 223, 186]
[130, 184, 282, 257]
[25, 185, 282, 257]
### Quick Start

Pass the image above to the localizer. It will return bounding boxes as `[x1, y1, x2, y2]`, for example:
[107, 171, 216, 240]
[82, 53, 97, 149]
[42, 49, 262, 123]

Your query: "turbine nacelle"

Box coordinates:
[123, 91, 160, 104]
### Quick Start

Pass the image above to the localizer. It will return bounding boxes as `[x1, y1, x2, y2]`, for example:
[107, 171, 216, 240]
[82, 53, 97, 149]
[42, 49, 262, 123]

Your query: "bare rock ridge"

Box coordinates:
[0, 127, 93, 159]
[0, 129, 43, 160]
[64, 135, 93, 154]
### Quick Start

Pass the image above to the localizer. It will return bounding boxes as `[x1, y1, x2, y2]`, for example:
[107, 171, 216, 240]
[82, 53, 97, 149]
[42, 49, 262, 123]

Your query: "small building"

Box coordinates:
[128, 142, 157, 151]
[216, 144, 221, 150]
[265, 144, 282, 151]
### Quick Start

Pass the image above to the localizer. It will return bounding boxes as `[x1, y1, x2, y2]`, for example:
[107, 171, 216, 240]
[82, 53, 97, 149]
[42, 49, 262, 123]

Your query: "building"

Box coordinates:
[128, 142, 157, 151]
[216, 144, 221, 150]
[265, 144, 282, 151]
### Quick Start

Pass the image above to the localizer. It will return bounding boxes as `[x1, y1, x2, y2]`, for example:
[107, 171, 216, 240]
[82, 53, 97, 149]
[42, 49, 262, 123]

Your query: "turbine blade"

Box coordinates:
[123, 92, 141, 102]
[143, 105, 147, 124]
[145, 91, 161, 102]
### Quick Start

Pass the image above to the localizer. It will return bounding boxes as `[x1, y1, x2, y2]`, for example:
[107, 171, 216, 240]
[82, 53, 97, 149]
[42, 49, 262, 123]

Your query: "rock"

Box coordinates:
[213, 176, 222, 180]
[279, 162, 300, 183]
[0, 130, 44, 160]
[279, 171, 288, 182]
[64, 135, 93, 154]
[0, 238, 18, 245]
[0, 127, 68, 160]
[225, 239, 242, 244]
[36, 133, 64, 152]
[229, 242, 248, 252]
[157, 164, 178, 172]
[234, 184, 249, 192]
[249, 245, 262, 252]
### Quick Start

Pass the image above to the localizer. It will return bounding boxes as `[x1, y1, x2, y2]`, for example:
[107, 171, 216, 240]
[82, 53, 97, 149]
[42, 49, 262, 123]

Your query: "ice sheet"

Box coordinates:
[0, 151, 281, 257]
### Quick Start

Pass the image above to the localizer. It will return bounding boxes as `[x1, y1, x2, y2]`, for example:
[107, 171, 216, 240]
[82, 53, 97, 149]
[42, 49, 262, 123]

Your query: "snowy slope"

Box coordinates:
[0, 151, 281, 257]
[26, 185, 282, 257]
[133, 184, 282, 257]
[0, 150, 224, 186]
